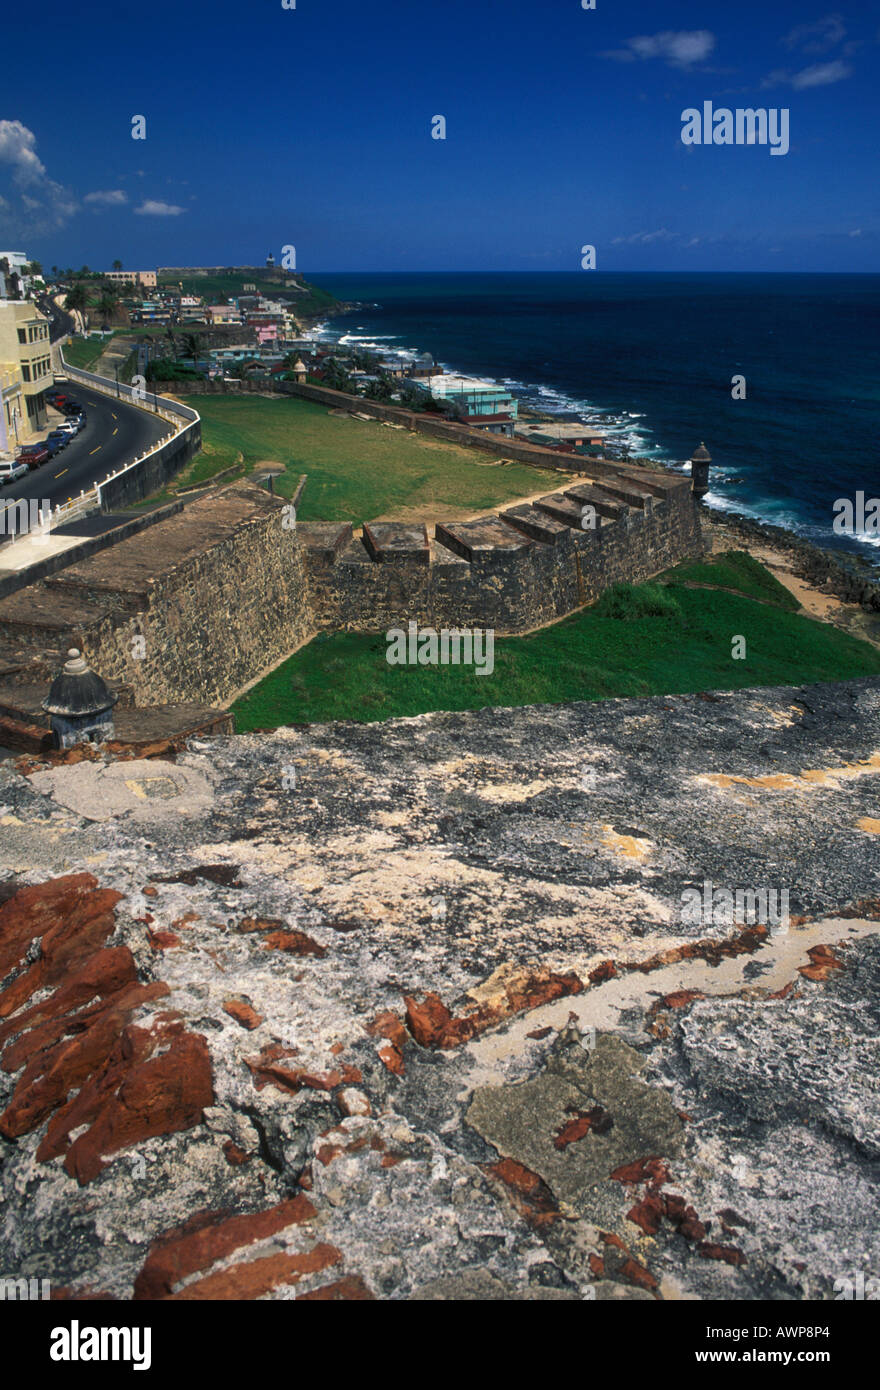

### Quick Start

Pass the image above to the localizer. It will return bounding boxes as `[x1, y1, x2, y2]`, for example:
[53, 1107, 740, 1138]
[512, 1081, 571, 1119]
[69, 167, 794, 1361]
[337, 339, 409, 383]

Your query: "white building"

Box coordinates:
[0, 251, 33, 298]
[0, 252, 30, 275]
[419, 374, 518, 420]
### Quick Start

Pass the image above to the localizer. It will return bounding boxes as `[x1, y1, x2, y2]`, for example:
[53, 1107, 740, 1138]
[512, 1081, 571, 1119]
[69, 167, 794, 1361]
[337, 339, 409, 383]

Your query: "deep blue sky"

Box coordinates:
[2, 0, 878, 272]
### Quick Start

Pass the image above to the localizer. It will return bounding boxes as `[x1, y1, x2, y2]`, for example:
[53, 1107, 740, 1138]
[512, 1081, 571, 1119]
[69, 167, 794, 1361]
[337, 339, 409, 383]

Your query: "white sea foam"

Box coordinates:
[851, 529, 880, 549]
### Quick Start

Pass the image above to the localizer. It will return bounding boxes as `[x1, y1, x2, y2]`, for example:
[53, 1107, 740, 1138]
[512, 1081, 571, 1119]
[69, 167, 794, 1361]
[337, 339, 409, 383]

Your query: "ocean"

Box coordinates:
[309, 272, 880, 566]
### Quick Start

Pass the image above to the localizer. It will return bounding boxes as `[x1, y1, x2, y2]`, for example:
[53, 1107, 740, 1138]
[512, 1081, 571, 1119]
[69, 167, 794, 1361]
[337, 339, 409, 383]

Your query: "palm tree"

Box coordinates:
[181, 333, 205, 373]
[232, 358, 257, 380]
[112, 259, 123, 272]
[64, 283, 90, 332]
[98, 289, 119, 328]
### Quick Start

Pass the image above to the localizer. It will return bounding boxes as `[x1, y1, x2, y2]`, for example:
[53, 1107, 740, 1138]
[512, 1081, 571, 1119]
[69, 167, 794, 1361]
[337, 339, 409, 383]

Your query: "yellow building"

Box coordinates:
[0, 301, 52, 438]
[0, 359, 26, 454]
[103, 270, 157, 288]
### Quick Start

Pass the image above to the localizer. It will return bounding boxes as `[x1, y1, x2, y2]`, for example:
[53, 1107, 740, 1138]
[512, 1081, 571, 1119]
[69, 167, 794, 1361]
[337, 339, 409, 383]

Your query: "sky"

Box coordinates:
[1, 0, 878, 273]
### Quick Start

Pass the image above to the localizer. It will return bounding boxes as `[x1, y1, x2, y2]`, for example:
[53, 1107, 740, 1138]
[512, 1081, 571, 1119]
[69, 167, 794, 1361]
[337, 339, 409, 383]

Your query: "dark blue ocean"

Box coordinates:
[311, 272, 880, 567]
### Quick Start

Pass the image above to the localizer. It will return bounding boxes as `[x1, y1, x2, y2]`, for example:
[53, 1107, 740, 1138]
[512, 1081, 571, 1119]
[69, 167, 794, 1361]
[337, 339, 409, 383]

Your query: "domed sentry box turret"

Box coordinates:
[41, 648, 119, 750]
[690, 442, 711, 499]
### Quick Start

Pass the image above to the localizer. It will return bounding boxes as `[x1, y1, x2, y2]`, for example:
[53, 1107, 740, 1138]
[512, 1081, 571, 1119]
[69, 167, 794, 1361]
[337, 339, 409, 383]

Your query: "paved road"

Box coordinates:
[37, 293, 75, 343]
[1, 381, 168, 528]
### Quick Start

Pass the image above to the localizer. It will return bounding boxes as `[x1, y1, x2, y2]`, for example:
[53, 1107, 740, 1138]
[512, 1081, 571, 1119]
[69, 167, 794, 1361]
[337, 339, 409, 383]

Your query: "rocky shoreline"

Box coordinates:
[705, 506, 880, 616]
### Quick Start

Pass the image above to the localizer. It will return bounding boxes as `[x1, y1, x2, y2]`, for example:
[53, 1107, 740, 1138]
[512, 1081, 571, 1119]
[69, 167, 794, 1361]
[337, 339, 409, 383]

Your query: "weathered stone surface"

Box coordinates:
[0, 874, 212, 1187]
[0, 677, 878, 1299]
[133, 1195, 317, 1299]
[466, 1032, 684, 1213]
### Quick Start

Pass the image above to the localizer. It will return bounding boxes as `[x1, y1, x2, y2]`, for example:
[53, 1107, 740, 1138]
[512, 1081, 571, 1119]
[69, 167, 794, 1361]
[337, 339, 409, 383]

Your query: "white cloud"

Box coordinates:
[0, 119, 78, 237]
[84, 189, 128, 206]
[783, 14, 846, 54]
[134, 199, 185, 216]
[790, 59, 853, 88]
[603, 30, 716, 68]
[0, 119, 46, 183]
[763, 57, 853, 89]
[611, 229, 677, 245]
[610, 229, 711, 249]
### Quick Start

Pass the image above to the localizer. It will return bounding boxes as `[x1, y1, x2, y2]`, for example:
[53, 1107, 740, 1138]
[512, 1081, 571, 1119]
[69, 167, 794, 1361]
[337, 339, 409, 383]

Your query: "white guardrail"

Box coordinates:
[53, 351, 201, 517]
[0, 355, 201, 546]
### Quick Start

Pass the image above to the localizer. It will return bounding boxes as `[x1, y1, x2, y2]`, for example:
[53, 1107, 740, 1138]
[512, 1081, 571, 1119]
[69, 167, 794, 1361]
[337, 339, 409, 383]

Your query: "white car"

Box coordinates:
[53, 419, 80, 435]
[0, 460, 29, 484]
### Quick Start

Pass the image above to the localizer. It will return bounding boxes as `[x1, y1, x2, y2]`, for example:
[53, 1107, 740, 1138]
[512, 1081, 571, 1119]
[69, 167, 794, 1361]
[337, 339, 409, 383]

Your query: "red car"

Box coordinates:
[17, 445, 49, 469]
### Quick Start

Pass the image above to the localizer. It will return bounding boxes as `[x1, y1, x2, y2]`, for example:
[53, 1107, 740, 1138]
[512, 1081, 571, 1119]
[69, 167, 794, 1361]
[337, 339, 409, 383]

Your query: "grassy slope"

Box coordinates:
[662, 550, 800, 611]
[61, 336, 110, 369]
[232, 556, 880, 730]
[174, 394, 563, 521]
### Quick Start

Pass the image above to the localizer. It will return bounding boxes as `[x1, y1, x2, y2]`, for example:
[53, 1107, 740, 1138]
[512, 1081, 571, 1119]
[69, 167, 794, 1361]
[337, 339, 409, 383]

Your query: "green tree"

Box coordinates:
[364, 377, 394, 402]
[112, 259, 123, 272]
[97, 288, 120, 327]
[321, 358, 353, 393]
[64, 283, 90, 330]
[229, 358, 258, 380]
[181, 333, 206, 372]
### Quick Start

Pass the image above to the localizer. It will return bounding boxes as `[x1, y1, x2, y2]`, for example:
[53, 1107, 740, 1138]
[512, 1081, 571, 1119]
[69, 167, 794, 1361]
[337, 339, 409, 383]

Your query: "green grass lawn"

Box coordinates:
[660, 549, 801, 611]
[62, 336, 113, 369]
[231, 553, 880, 730]
[175, 394, 566, 521]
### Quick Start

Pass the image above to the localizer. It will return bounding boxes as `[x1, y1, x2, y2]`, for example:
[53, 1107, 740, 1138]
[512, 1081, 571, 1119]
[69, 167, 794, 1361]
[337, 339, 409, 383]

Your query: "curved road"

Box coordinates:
[37, 293, 76, 343]
[2, 381, 168, 518]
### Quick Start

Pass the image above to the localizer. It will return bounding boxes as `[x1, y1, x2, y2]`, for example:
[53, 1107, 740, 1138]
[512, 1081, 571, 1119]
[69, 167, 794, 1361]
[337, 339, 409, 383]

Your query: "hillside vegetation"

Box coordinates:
[157, 269, 339, 321]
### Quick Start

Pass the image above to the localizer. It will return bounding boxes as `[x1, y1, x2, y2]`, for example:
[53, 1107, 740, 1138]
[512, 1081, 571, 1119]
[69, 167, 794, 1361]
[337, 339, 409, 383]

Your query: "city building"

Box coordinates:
[417, 373, 518, 424]
[207, 304, 243, 325]
[0, 301, 52, 436]
[129, 301, 171, 324]
[178, 296, 205, 322]
[102, 270, 158, 288]
[0, 251, 30, 277]
[0, 360, 26, 456]
[0, 250, 34, 300]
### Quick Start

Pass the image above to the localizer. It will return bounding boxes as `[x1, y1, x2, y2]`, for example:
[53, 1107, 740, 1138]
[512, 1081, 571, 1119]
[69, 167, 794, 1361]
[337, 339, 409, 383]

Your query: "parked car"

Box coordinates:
[61, 402, 84, 416]
[42, 437, 66, 458]
[17, 445, 50, 469]
[52, 420, 79, 437]
[46, 430, 70, 449]
[0, 460, 29, 484]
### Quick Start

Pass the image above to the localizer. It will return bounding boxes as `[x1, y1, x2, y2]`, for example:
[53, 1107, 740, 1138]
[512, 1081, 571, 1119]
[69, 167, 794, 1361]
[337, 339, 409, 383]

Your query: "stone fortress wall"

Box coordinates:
[299, 466, 703, 636]
[0, 456, 705, 709]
